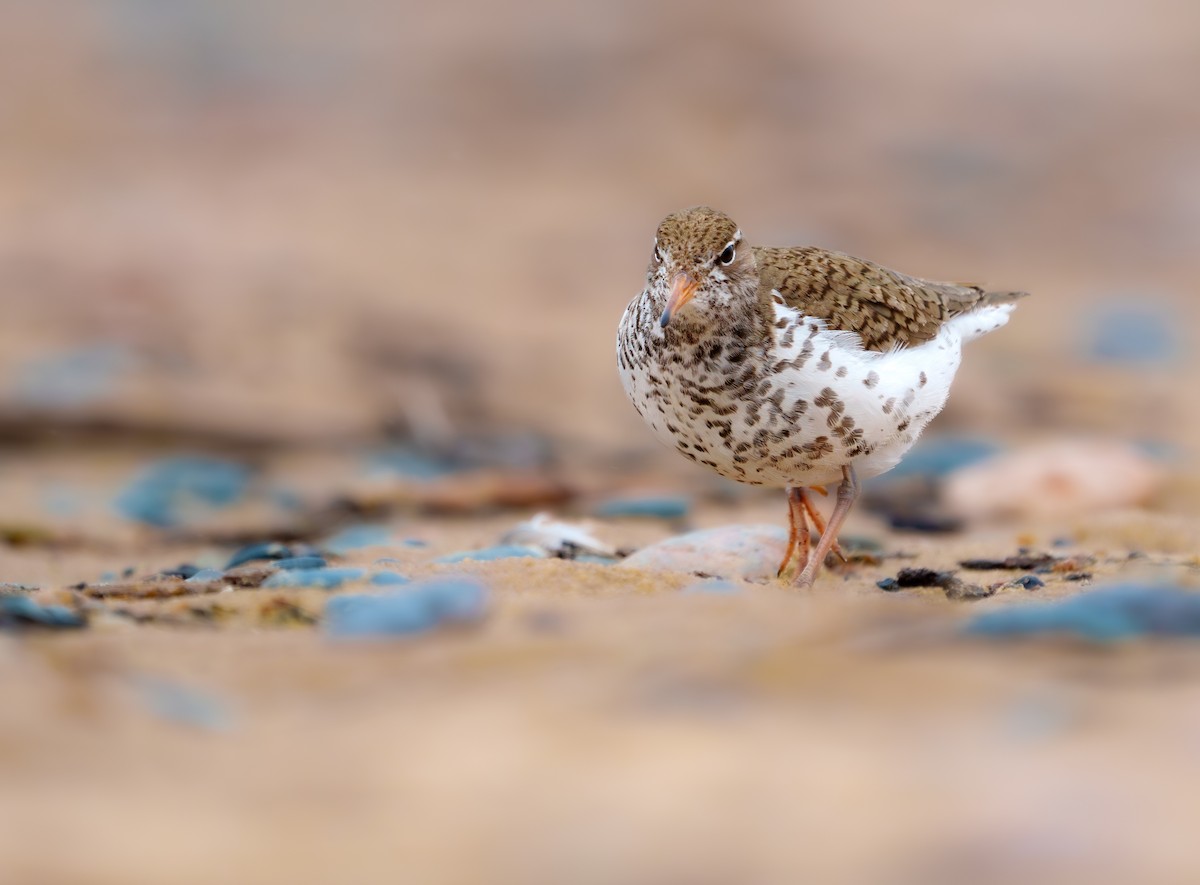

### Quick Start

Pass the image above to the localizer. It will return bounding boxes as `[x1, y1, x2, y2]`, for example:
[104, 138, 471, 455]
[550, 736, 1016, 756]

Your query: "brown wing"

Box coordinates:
[753, 245, 1026, 352]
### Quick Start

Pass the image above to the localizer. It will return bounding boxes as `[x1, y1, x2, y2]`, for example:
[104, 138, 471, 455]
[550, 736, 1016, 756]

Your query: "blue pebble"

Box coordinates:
[682, 578, 740, 594]
[593, 495, 691, 520]
[365, 447, 458, 479]
[263, 567, 366, 590]
[185, 568, 224, 583]
[273, 556, 327, 571]
[133, 676, 233, 732]
[158, 563, 199, 579]
[878, 435, 1001, 481]
[323, 525, 393, 554]
[225, 542, 293, 569]
[324, 577, 488, 639]
[12, 344, 134, 409]
[1012, 575, 1045, 590]
[115, 457, 251, 528]
[269, 488, 306, 512]
[42, 483, 81, 517]
[434, 545, 545, 564]
[1083, 301, 1178, 365]
[965, 584, 1200, 643]
[0, 596, 86, 630]
[370, 572, 411, 586]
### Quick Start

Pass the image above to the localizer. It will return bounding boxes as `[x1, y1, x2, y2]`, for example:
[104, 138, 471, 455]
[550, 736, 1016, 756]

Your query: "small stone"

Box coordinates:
[893, 567, 949, 587]
[838, 535, 884, 554]
[221, 564, 279, 588]
[944, 440, 1164, 522]
[942, 579, 995, 601]
[225, 542, 294, 569]
[965, 584, 1200, 642]
[324, 577, 488, 639]
[619, 524, 787, 581]
[185, 568, 224, 584]
[593, 495, 691, 521]
[959, 553, 1058, 571]
[882, 435, 1002, 480]
[500, 513, 618, 559]
[158, 563, 200, 579]
[434, 545, 545, 564]
[370, 572, 411, 587]
[682, 578, 740, 594]
[366, 447, 458, 479]
[322, 525, 393, 554]
[879, 566, 991, 600]
[862, 474, 967, 534]
[13, 344, 134, 408]
[273, 556, 327, 571]
[0, 595, 86, 630]
[1013, 575, 1045, 590]
[115, 457, 251, 528]
[133, 676, 233, 732]
[1082, 300, 1178, 365]
[263, 567, 367, 590]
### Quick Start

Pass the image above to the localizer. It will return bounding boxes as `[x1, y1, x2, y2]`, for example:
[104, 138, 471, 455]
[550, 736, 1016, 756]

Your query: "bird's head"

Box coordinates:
[648, 206, 756, 330]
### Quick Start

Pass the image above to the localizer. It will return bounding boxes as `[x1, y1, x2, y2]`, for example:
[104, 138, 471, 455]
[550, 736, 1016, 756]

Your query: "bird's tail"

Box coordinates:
[981, 289, 1030, 307]
[948, 289, 1027, 343]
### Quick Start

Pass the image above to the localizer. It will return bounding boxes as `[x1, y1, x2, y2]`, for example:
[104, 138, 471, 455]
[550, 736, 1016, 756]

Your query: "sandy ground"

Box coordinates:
[2, 2, 1200, 883]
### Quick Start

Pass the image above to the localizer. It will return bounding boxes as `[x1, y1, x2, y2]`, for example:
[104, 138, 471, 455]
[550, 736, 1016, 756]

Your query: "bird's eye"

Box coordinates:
[652, 244, 663, 263]
[717, 244, 736, 265]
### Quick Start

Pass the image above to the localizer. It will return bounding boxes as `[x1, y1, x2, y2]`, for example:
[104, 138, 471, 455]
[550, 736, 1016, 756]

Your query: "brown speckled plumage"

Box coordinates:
[617, 206, 1027, 586]
[754, 247, 1027, 352]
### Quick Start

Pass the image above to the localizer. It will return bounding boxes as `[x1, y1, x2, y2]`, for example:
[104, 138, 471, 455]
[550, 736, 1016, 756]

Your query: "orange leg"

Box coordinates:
[796, 492, 812, 575]
[795, 465, 860, 588]
[801, 493, 848, 564]
[776, 487, 808, 577]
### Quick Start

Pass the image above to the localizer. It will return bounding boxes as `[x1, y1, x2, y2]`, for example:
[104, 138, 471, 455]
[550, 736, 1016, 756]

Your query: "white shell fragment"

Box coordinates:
[499, 513, 619, 559]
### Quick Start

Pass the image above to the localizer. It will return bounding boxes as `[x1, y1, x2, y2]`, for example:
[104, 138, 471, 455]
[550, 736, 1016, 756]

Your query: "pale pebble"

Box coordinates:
[944, 440, 1165, 522]
[619, 524, 788, 580]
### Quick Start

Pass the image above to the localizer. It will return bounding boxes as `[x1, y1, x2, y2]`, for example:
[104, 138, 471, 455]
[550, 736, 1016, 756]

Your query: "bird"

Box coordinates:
[616, 206, 1027, 587]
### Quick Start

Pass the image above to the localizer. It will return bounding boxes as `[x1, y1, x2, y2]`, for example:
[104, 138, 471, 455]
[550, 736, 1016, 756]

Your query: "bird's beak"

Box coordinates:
[659, 273, 698, 328]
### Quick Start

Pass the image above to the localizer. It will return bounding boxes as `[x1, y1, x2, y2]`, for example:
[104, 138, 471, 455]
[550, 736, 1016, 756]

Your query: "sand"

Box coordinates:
[2, 2, 1199, 882]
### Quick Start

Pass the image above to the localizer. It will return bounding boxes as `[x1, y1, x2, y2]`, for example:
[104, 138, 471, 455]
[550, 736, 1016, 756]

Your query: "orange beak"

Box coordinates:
[659, 273, 698, 328]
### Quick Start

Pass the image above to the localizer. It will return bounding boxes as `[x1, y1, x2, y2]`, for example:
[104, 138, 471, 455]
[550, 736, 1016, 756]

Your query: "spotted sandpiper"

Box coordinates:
[616, 206, 1027, 586]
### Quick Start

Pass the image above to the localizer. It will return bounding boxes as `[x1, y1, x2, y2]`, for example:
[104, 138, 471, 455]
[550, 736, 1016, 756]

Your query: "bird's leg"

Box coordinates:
[794, 465, 860, 588]
[776, 487, 808, 578]
[801, 493, 848, 564]
[797, 491, 812, 574]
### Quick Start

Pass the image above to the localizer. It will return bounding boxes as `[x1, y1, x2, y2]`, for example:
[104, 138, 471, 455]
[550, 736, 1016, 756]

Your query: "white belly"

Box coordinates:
[618, 294, 1013, 490]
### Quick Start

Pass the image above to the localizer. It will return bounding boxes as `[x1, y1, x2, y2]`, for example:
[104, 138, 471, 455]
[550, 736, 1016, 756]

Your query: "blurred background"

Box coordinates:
[2, 1, 1199, 883]
[2, 0, 1197, 458]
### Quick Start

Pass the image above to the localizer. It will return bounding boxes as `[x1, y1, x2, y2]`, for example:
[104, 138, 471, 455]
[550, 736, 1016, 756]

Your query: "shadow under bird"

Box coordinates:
[617, 206, 1027, 586]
